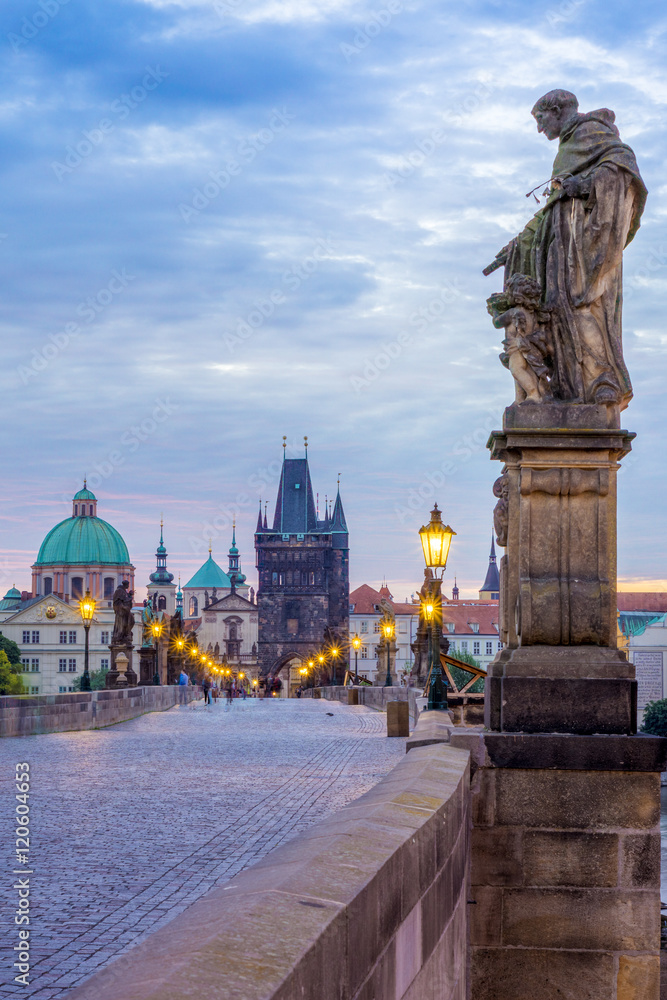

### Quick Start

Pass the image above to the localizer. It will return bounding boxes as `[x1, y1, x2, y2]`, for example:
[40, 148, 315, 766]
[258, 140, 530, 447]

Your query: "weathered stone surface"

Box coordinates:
[488, 675, 637, 734]
[468, 886, 502, 947]
[502, 887, 659, 951]
[494, 769, 660, 829]
[471, 948, 615, 1000]
[388, 700, 410, 737]
[620, 833, 661, 889]
[471, 827, 523, 886]
[523, 831, 618, 887]
[483, 732, 667, 772]
[617, 954, 660, 1000]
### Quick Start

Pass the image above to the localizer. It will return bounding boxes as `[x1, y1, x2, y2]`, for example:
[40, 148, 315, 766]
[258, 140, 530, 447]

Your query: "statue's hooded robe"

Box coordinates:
[507, 109, 647, 406]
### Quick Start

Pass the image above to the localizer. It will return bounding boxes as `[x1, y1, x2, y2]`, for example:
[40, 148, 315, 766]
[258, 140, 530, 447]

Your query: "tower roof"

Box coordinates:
[184, 553, 232, 590]
[35, 517, 130, 566]
[272, 458, 317, 533]
[73, 482, 96, 501]
[479, 535, 500, 595]
[331, 485, 347, 533]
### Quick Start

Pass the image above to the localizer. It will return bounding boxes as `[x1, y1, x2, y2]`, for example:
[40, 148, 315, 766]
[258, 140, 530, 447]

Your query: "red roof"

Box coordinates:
[617, 593, 667, 613]
[350, 584, 498, 633]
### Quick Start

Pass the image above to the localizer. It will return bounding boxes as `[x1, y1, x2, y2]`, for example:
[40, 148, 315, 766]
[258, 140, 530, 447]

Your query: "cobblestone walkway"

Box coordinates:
[0, 697, 405, 998]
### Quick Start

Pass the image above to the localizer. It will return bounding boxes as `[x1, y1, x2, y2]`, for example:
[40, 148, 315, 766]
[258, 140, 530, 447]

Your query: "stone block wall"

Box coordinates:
[0, 686, 201, 737]
[66, 742, 471, 1000]
[469, 733, 666, 1000]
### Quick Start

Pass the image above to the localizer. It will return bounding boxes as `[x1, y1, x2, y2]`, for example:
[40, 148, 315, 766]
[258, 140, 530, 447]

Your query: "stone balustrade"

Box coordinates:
[0, 685, 201, 737]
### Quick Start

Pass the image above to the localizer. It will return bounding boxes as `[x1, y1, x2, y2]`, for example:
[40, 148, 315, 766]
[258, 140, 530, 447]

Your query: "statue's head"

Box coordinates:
[121, 580, 129, 589]
[531, 89, 578, 140]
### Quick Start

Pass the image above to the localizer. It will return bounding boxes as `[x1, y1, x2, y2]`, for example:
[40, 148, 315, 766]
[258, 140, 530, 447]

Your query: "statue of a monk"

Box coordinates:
[485, 90, 647, 408]
[111, 580, 135, 645]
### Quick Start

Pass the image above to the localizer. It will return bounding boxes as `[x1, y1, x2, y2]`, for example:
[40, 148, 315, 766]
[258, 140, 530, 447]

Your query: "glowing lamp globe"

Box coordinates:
[419, 504, 456, 572]
[79, 591, 96, 623]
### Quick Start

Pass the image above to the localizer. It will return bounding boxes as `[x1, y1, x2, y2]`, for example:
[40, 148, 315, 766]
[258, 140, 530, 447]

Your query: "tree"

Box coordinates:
[641, 699, 667, 738]
[447, 648, 485, 694]
[0, 632, 22, 667]
[0, 649, 25, 696]
[73, 667, 109, 692]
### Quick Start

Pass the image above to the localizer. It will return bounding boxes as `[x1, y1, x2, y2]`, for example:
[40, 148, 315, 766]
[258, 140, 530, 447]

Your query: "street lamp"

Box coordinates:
[382, 621, 394, 687]
[330, 646, 340, 687]
[419, 503, 456, 712]
[151, 621, 163, 685]
[351, 636, 361, 684]
[79, 590, 96, 692]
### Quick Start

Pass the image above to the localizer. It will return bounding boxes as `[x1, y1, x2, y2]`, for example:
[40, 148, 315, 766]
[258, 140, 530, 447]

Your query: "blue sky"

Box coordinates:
[1, 0, 666, 600]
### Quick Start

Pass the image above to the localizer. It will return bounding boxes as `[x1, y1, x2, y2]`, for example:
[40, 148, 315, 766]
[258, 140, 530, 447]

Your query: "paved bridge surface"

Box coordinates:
[0, 697, 405, 999]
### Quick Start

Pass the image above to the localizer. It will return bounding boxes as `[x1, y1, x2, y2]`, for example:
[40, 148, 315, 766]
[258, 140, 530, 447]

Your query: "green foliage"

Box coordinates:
[448, 648, 485, 694]
[73, 666, 109, 691]
[640, 698, 667, 737]
[0, 633, 22, 666]
[0, 649, 25, 695]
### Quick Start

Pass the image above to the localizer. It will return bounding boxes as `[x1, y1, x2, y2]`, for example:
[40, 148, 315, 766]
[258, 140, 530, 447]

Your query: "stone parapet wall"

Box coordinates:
[0, 686, 201, 737]
[67, 741, 471, 1000]
[305, 684, 424, 724]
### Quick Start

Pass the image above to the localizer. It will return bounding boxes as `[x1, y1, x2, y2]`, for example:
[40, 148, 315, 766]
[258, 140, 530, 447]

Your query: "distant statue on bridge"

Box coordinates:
[111, 581, 134, 645]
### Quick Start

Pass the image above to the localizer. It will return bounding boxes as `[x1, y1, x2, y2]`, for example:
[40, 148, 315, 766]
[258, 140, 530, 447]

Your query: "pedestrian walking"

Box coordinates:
[225, 682, 233, 709]
[202, 678, 211, 705]
[212, 684, 219, 703]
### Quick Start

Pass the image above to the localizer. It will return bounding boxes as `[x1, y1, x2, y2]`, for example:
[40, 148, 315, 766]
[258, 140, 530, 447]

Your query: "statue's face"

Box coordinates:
[533, 106, 564, 141]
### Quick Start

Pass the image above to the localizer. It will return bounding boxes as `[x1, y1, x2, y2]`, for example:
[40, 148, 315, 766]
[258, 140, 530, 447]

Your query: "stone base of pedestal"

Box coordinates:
[485, 645, 637, 734]
[387, 701, 409, 737]
[104, 670, 120, 690]
[468, 731, 667, 1000]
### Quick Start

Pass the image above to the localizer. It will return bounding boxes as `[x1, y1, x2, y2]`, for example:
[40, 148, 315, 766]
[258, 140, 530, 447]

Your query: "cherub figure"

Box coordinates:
[487, 274, 552, 402]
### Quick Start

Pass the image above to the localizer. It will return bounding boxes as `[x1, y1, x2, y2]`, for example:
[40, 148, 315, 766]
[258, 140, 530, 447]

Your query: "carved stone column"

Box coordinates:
[486, 401, 636, 734]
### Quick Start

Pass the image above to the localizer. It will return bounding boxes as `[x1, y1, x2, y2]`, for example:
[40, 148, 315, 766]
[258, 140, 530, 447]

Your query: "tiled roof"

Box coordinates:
[349, 584, 498, 633]
[617, 593, 667, 613]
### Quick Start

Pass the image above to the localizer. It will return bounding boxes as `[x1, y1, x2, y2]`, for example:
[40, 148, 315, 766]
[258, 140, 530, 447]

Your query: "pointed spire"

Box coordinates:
[263, 502, 268, 530]
[208, 538, 212, 555]
[256, 499, 263, 533]
[479, 531, 500, 598]
[304, 435, 308, 456]
[490, 534, 496, 562]
[331, 479, 347, 535]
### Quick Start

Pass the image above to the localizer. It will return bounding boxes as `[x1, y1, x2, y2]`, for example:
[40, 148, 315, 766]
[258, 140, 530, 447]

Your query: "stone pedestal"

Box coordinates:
[105, 644, 136, 689]
[487, 402, 636, 734]
[468, 732, 666, 1000]
[386, 700, 409, 737]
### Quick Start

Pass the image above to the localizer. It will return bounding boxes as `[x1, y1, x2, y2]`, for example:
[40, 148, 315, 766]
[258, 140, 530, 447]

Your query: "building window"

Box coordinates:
[100, 658, 109, 670]
[31, 631, 39, 644]
[309, 572, 314, 585]
[59, 631, 67, 644]
[58, 658, 67, 672]
[68, 658, 77, 672]
[89, 504, 94, 516]
[30, 659, 39, 672]
[286, 571, 292, 586]
[473, 641, 480, 656]
[21, 658, 38, 672]
[158, 594, 167, 610]
[361, 646, 368, 659]
[30, 686, 39, 695]
[44, 577, 52, 595]
[68, 630, 77, 644]
[497, 641, 502, 651]
[373, 621, 380, 633]
[461, 641, 468, 652]
[189, 596, 198, 617]
[486, 641, 493, 655]
[74, 504, 78, 515]
[360, 621, 368, 633]
[101, 631, 109, 644]
[470, 622, 479, 633]
[104, 577, 114, 598]
[58, 686, 74, 693]
[271, 573, 278, 586]
[71, 578, 83, 599]
[279, 573, 285, 585]
[22, 631, 30, 643]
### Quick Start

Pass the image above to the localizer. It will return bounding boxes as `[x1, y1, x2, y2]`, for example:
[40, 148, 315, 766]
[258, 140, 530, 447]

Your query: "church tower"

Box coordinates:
[255, 438, 349, 677]
[147, 520, 176, 613]
[479, 535, 500, 601]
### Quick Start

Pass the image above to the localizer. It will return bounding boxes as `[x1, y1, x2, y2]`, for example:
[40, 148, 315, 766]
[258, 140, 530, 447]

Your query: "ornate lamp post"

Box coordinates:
[382, 621, 394, 687]
[419, 503, 456, 712]
[351, 636, 361, 684]
[330, 645, 340, 686]
[151, 621, 163, 685]
[79, 590, 96, 692]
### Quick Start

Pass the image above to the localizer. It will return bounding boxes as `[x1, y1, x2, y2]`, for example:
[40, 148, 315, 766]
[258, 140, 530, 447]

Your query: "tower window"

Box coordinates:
[104, 577, 114, 598]
[189, 596, 198, 617]
[89, 504, 94, 516]
[44, 577, 52, 595]
[158, 595, 167, 610]
[74, 504, 78, 515]
[71, 577, 83, 600]
[272, 572, 278, 585]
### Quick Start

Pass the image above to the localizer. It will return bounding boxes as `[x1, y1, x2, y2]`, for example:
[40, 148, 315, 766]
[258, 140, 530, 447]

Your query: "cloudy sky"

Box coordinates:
[1, 0, 666, 600]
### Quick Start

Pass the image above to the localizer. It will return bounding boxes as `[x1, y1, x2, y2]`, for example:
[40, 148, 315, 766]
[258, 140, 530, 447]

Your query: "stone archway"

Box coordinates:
[268, 651, 305, 697]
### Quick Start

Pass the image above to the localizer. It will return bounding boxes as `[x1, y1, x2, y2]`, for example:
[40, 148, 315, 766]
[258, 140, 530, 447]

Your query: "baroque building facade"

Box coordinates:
[255, 448, 349, 678]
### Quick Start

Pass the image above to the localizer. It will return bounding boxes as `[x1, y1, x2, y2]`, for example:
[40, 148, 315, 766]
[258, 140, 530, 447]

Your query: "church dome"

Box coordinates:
[35, 517, 130, 566]
[184, 553, 231, 590]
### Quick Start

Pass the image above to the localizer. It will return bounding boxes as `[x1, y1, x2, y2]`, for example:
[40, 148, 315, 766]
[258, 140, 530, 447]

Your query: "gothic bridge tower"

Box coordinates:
[255, 439, 349, 677]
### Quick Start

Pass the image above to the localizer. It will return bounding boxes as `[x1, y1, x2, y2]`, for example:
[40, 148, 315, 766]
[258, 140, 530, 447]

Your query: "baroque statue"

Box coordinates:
[111, 580, 135, 645]
[484, 89, 647, 408]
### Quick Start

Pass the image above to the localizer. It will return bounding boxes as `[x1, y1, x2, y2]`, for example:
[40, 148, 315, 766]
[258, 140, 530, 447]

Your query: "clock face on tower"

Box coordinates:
[45, 606, 57, 619]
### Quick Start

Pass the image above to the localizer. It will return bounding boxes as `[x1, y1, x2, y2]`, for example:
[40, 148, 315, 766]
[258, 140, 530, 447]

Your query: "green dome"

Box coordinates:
[35, 516, 130, 566]
[73, 485, 97, 501]
[184, 554, 231, 590]
[0, 586, 22, 610]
